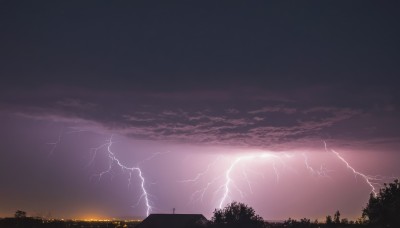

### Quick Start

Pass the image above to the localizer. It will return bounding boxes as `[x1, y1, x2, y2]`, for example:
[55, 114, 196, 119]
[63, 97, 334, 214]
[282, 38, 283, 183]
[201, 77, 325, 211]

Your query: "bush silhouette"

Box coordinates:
[14, 210, 26, 219]
[211, 201, 265, 228]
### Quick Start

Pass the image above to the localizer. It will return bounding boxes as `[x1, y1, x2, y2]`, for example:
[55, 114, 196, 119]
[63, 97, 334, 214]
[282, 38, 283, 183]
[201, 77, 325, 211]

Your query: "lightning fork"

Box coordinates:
[324, 141, 381, 196]
[46, 130, 63, 156]
[91, 135, 153, 216]
[218, 153, 279, 209]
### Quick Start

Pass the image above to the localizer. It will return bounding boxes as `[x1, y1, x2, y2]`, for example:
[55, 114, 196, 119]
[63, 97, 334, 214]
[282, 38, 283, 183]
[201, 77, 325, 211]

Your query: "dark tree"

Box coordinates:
[14, 210, 26, 219]
[333, 210, 340, 224]
[325, 215, 332, 225]
[362, 179, 400, 227]
[283, 217, 296, 227]
[211, 201, 265, 228]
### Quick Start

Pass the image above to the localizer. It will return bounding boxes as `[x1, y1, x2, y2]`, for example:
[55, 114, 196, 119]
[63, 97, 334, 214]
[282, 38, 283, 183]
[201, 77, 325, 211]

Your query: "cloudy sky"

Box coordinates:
[1, 1, 399, 221]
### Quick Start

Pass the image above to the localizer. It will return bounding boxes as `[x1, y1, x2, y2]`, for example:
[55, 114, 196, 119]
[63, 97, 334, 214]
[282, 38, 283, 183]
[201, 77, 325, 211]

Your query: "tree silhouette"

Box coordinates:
[362, 179, 400, 227]
[211, 201, 265, 228]
[325, 215, 332, 225]
[333, 210, 340, 224]
[14, 210, 26, 219]
[340, 218, 349, 224]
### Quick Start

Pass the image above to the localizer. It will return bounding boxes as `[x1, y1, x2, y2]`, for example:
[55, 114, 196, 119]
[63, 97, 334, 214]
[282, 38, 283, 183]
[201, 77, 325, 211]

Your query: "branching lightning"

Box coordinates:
[46, 130, 63, 156]
[90, 135, 153, 216]
[179, 156, 224, 204]
[324, 141, 381, 196]
[183, 143, 390, 211]
[179, 156, 222, 184]
[218, 153, 281, 209]
[47, 131, 154, 217]
[302, 153, 332, 178]
[181, 153, 287, 209]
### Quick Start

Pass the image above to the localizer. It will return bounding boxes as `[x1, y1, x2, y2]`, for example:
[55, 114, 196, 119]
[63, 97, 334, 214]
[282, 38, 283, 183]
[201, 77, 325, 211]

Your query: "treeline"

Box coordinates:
[210, 179, 400, 228]
[277, 210, 364, 228]
[210, 202, 366, 228]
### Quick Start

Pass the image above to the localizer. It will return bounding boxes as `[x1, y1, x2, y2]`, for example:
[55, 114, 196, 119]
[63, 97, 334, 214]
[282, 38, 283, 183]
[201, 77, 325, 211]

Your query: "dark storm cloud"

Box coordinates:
[1, 85, 398, 151]
[0, 1, 399, 150]
[1, 1, 400, 91]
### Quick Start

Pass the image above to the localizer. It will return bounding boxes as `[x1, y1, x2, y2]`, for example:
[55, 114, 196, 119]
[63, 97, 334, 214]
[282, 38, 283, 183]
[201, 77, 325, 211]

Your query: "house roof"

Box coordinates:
[136, 214, 208, 228]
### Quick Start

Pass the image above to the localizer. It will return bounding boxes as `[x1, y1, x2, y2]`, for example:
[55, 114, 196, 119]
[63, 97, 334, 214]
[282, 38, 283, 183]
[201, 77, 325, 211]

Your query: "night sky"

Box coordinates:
[1, 1, 400, 221]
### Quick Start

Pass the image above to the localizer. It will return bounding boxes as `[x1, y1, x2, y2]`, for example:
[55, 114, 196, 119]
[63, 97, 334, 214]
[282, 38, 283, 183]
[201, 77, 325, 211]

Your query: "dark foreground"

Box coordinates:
[0, 217, 374, 228]
[0, 217, 141, 228]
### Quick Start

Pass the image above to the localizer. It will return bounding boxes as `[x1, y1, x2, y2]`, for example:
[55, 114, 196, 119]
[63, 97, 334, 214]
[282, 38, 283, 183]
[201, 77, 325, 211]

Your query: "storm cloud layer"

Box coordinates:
[1, 85, 399, 152]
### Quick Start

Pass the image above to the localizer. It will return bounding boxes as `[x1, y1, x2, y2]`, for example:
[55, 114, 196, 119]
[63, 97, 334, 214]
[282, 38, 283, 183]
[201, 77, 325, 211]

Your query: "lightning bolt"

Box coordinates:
[186, 143, 388, 211]
[179, 156, 222, 183]
[302, 153, 332, 178]
[46, 129, 157, 217]
[47, 127, 89, 156]
[91, 135, 153, 216]
[217, 151, 334, 208]
[218, 153, 280, 209]
[46, 130, 63, 156]
[183, 151, 336, 210]
[179, 156, 224, 204]
[324, 141, 381, 196]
